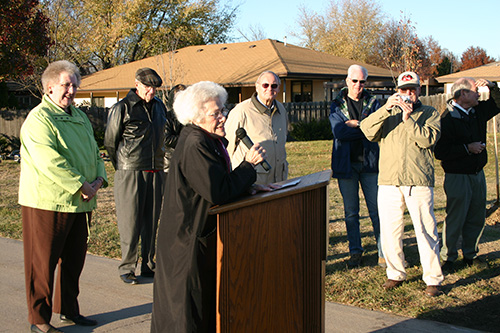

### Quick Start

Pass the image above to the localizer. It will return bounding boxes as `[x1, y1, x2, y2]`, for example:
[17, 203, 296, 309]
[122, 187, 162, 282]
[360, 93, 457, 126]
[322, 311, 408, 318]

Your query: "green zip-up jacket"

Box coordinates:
[360, 100, 441, 187]
[19, 95, 107, 213]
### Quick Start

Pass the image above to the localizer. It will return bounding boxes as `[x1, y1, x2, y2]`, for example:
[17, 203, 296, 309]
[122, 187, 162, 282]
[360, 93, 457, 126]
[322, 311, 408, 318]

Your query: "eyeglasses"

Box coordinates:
[350, 79, 366, 84]
[207, 108, 228, 119]
[60, 83, 79, 89]
[261, 83, 279, 89]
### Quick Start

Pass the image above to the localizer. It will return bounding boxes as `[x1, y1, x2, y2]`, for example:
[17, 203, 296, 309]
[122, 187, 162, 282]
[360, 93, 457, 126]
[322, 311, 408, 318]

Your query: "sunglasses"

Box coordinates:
[350, 79, 366, 84]
[261, 83, 279, 89]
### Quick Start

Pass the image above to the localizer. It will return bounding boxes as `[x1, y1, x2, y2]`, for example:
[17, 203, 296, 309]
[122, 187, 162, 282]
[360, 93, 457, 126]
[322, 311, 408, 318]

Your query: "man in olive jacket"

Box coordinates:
[360, 71, 444, 297]
[104, 68, 167, 284]
[435, 77, 500, 272]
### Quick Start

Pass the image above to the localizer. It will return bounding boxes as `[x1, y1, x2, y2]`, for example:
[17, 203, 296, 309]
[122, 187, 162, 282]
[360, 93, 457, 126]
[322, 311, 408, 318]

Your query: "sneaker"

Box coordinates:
[464, 257, 489, 269]
[347, 253, 362, 268]
[378, 257, 387, 268]
[120, 272, 139, 285]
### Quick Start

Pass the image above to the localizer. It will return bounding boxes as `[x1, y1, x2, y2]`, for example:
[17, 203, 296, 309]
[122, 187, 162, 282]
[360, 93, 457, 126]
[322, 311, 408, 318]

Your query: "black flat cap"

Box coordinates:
[135, 68, 162, 87]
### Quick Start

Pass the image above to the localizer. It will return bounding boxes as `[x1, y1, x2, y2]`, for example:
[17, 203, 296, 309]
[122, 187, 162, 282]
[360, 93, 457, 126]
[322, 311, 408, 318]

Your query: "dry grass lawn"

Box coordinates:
[2, 139, 500, 331]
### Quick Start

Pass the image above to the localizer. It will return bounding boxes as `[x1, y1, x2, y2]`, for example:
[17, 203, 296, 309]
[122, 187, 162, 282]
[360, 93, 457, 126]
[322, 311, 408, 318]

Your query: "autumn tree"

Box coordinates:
[290, 6, 323, 51]
[237, 24, 267, 42]
[293, 0, 384, 63]
[419, 36, 443, 78]
[42, 0, 238, 74]
[460, 46, 495, 71]
[0, 0, 51, 81]
[370, 15, 424, 81]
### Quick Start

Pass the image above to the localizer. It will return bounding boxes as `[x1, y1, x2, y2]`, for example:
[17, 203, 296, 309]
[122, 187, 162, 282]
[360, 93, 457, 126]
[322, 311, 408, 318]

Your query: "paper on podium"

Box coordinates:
[271, 178, 301, 191]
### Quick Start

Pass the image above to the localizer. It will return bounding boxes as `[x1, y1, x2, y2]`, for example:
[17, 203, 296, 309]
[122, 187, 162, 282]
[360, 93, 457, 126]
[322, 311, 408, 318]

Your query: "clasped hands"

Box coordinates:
[81, 177, 104, 202]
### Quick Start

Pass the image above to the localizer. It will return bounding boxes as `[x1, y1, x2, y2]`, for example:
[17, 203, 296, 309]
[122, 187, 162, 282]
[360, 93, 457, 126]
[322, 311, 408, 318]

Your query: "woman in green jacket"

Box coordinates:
[19, 60, 107, 333]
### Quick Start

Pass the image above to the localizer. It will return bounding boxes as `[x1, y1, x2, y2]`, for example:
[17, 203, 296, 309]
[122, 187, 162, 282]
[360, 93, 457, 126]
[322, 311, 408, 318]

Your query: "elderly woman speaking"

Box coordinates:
[19, 60, 107, 333]
[151, 81, 271, 332]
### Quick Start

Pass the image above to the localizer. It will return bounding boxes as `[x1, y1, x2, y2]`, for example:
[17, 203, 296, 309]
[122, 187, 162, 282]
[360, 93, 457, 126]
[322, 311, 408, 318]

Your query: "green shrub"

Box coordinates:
[289, 119, 333, 141]
[93, 130, 105, 149]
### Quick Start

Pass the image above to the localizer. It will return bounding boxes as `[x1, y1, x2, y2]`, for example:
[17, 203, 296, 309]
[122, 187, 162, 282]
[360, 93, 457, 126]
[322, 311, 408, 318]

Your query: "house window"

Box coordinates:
[92, 97, 105, 107]
[292, 81, 312, 102]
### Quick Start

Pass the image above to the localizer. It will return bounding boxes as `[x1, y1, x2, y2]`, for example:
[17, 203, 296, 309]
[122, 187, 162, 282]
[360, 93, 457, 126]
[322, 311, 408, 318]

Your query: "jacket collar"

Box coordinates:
[446, 99, 473, 119]
[127, 88, 160, 107]
[42, 94, 81, 121]
[335, 87, 376, 119]
[251, 92, 280, 115]
[186, 124, 229, 147]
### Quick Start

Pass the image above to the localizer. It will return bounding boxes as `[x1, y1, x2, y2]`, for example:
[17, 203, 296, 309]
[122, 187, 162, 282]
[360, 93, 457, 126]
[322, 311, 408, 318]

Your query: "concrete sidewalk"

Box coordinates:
[0, 237, 482, 332]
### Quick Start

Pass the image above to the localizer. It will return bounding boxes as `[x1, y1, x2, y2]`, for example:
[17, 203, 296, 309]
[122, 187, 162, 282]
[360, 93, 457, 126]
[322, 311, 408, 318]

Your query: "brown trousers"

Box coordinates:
[22, 206, 90, 325]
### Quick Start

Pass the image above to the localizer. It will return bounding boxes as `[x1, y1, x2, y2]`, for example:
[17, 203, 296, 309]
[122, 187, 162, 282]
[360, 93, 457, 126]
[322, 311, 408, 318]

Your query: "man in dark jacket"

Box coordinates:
[435, 77, 500, 272]
[163, 84, 186, 173]
[329, 65, 382, 268]
[104, 68, 167, 284]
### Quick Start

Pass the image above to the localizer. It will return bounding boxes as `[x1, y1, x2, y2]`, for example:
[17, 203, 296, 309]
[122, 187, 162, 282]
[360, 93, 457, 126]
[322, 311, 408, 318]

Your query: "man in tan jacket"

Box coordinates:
[360, 71, 444, 297]
[225, 71, 288, 185]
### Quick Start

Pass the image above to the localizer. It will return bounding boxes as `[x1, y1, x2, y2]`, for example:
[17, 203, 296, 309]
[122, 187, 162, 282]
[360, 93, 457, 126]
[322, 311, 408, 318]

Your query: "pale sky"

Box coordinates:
[231, 0, 500, 60]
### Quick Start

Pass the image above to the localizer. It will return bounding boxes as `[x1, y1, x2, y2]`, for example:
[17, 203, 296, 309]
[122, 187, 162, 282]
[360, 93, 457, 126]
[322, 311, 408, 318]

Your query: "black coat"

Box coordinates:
[151, 124, 256, 332]
[104, 89, 167, 170]
[435, 85, 500, 174]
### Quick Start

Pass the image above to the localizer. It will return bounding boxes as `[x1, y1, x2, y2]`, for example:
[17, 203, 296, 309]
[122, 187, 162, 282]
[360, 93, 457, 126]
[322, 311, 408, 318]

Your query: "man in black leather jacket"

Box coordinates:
[104, 68, 167, 284]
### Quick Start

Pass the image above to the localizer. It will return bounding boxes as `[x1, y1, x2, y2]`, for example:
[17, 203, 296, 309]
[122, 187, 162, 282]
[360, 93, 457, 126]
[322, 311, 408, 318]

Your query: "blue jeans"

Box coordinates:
[337, 163, 382, 257]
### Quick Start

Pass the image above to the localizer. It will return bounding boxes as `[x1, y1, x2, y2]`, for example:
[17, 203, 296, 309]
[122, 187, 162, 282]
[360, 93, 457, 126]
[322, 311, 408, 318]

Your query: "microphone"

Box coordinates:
[235, 128, 272, 171]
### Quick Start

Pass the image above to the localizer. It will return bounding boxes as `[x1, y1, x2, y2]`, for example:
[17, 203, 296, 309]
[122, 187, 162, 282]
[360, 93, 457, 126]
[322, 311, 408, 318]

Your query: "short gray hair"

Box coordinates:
[41, 60, 81, 94]
[451, 77, 475, 100]
[347, 65, 368, 79]
[173, 81, 228, 125]
[256, 71, 281, 86]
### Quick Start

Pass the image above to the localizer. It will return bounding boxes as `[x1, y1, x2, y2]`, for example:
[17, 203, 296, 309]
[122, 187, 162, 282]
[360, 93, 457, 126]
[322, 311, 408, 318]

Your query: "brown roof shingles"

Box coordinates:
[79, 39, 394, 92]
[436, 62, 500, 83]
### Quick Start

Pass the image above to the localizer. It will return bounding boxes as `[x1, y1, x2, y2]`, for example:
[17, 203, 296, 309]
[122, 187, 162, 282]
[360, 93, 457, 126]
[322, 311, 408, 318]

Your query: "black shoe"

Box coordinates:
[30, 324, 63, 333]
[464, 257, 489, 269]
[347, 253, 362, 268]
[141, 266, 155, 278]
[60, 314, 97, 326]
[441, 261, 454, 273]
[120, 272, 139, 284]
[141, 270, 154, 278]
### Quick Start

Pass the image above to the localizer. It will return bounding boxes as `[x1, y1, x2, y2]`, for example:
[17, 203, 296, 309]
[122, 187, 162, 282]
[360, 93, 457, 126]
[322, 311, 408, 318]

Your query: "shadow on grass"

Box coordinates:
[417, 293, 500, 332]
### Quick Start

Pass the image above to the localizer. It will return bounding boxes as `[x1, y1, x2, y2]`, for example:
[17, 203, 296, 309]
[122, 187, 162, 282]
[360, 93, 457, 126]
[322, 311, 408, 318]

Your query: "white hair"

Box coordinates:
[173, 81, 228, 125]
[347, 65, 368, 80]
[256, 71, 281, 85]
[41, 60, 81, 94]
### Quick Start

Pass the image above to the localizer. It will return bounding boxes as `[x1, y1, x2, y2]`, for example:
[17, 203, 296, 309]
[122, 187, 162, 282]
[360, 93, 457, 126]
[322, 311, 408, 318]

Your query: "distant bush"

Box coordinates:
[94, 130, 105, 149]
[289, 119, 333, 141]
[0, 134, 20, 156]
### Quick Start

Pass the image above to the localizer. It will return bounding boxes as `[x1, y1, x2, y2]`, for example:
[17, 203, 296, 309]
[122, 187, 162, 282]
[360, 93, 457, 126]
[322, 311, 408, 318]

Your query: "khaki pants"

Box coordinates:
[22, 206, 89, 325]
[378, 185, 444, 286]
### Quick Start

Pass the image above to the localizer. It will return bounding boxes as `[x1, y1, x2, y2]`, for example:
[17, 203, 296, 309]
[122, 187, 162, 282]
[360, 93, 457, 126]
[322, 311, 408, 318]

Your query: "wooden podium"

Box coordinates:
[209, 170, 331, 332]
